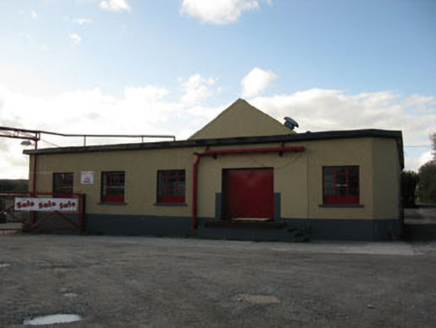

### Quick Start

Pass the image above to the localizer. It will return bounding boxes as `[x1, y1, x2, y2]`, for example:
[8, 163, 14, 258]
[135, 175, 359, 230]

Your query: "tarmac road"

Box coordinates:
[1, 235, 436, 328]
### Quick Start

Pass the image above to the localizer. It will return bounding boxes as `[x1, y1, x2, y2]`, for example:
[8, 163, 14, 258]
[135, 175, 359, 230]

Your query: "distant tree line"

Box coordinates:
[416, 161, 436, 204]
[0, 179, 28, 192]
[402, 133, 436, 207]
[0, 180, 29, 221]
[402, 164, 436, 207]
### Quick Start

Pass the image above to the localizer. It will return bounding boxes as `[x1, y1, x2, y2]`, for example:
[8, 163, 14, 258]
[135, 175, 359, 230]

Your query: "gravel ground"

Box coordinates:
[1, 235, 436, 328]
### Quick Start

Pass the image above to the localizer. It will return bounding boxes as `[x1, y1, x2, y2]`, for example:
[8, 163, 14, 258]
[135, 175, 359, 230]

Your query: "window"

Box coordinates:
[157, 170, 185, 203]
[53, 173, 74, 197]
[323, 166, 359, 205]
[101, 171, 125, 203]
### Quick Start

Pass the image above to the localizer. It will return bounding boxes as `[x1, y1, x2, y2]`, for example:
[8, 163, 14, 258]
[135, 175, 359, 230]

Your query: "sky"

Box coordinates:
[0, 0, 435, 178]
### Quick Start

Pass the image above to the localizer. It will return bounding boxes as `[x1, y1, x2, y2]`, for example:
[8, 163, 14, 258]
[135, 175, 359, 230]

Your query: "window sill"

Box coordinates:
[154, 203, 188, 207]
[319, 204, 364, 208]
[98, 202, 128, 206]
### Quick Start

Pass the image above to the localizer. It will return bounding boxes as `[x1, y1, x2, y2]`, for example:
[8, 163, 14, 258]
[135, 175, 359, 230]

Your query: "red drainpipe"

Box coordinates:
[30, 138, 39, 228]
[191, 155, 201, 231]
[191, 145, 305, 231]
[203, 146, 305, 156]
[31, 139, 39, 196]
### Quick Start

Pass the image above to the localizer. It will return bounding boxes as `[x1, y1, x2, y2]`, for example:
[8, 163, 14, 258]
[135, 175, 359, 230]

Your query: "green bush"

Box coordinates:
[402, 170, 419, 208]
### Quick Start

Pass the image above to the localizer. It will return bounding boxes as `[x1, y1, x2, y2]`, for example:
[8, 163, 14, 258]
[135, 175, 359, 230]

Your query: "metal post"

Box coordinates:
[29, 138, 39, 229]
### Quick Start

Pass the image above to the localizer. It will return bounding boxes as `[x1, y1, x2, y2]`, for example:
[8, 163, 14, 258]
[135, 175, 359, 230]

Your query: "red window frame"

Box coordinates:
[101, 171, 125, 203]
[53, 172, 74, 198]
[157, 170, 185, 204]
[323, 166, 359, 205]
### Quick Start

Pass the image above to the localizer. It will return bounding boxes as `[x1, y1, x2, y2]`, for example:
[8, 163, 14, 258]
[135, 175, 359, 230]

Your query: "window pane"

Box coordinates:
[101, 171, 125, 202]
[53, 172, 74, 196]
[157, 170, 186, 203]
[323, 166, 359, 204]
[337, 167, 347, 186]
[348, 166, 359, 196]
[323, 167, 335, 196]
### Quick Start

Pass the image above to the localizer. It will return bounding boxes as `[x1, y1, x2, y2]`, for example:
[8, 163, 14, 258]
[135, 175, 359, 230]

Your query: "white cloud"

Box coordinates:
[406, 151, 433, 172]
[251, 89, 436, 170]
[25, 34, 48, 52]
[0, 82, 435, 178]
[31, 10, 38, 19]
[180, 74, 216, 106]
[69, 33, 82, 47]
[100, 0, 131, 12]
[181, 0, 262, 25]
[0, 80, 224, 178]
[404, 94, 436, 112]
[74, 18, 93, 25]
[124, 86, 169, 103]
[241, 67, 277, 98]
[64, 17, 93, 25]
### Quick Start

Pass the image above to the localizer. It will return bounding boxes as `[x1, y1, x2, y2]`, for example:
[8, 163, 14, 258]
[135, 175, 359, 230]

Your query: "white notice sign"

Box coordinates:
[81, 171, 94, 185]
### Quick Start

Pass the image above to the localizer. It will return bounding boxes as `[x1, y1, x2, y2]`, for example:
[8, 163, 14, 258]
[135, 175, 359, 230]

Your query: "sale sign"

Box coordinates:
[14, 198, 78, 212]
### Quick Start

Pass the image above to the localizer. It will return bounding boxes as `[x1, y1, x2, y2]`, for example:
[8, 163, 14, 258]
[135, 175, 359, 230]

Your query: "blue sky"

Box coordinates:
[0, 0, 435, 178]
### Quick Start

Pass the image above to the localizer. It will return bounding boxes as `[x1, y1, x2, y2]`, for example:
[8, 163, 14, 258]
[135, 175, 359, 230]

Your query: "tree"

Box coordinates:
[0, 180, 28, 192]
[417, 161, 436, 203]
[401, 171, 419, 207]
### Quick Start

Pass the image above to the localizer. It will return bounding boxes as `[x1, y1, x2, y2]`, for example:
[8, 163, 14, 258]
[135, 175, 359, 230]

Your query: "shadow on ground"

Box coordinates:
[404, 206, 436, 241]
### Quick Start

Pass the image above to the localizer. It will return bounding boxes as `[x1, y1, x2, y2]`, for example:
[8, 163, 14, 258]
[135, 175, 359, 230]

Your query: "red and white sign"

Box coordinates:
[14, 198, 78, 212]
[81, 171, 94, 185]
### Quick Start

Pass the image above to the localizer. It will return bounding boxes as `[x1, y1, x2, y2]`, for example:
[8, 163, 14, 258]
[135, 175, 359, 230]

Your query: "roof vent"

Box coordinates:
[284, 117, 299, 131]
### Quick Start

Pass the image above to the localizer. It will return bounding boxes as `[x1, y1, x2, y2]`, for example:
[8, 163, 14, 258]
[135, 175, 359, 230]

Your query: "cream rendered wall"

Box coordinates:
[33, 147, 196, 217]
[372, 138, 401, 219]
[32, 137, 399, 221]
[189, 99, 293, 140]
[196, 145, 308, 219]
[306, 138, 374, 220]
[195, 138, 377, 220]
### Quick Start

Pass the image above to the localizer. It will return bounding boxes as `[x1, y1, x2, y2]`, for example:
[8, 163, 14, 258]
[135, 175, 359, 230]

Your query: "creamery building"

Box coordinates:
[24, 99, 404, 241]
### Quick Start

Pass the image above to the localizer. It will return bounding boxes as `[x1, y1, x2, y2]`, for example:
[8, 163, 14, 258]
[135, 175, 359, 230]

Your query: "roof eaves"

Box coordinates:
[24, 129, 403, 163]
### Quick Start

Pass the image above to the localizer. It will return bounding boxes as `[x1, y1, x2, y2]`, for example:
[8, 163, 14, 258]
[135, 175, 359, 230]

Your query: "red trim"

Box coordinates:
[102, 194, 124, 203]
[158, 195, 185, 203]
[324, 195, 359, 205]
[203, 146, 305, 156]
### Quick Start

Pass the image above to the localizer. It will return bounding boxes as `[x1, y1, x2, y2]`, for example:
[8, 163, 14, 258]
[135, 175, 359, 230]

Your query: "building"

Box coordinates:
[24, 99, 404, 241]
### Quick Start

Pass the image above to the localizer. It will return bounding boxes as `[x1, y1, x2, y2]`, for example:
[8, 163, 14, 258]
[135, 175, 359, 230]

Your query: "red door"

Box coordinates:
[223, 168, 274, 220]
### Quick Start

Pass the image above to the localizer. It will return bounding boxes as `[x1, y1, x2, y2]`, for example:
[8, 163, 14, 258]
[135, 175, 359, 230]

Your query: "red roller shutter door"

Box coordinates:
[223, 168, 274, 220]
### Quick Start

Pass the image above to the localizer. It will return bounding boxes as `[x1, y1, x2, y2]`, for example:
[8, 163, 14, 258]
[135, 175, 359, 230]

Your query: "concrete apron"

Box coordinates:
[81, 214, 402, 242]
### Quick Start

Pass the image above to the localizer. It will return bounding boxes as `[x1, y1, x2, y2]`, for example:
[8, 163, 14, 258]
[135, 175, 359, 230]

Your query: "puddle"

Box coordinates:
[23, 314, 82, 325]
[59, 288, 78, 298]
[0, 263, 11, 268]
[235, 294, 280, 304]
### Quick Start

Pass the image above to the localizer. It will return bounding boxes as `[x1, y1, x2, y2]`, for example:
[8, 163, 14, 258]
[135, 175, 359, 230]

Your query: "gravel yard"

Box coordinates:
[1, 235, 436, 327]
